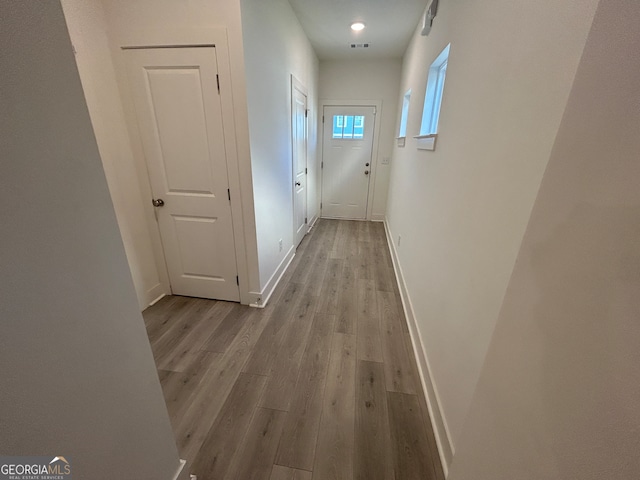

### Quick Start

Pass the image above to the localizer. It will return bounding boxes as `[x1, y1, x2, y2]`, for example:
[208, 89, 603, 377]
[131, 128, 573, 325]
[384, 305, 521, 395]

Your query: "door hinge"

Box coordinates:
[305, 109, 308, 118]
[216, 74, 220, 94]
[236, 275, 239, 286]
[321, 161, 324, 169]
[305, 217, 307, 224]
[227, 188, 231, 201]
[320, 202, 323, 209]
[305, 167, 307, 174]
[322, 115, 324, 123]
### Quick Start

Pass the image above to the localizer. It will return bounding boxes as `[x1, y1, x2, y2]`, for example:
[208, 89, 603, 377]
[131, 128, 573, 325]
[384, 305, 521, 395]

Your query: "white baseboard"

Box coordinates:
[307, 214, 318, 231]
[172, 459, 189, 480]
[383, 218, 454, 476]
[370, 213, 385, 222]
[148, 292, 166, 307]
[249, 245, 295, 308]
[142, 282, 167, 311]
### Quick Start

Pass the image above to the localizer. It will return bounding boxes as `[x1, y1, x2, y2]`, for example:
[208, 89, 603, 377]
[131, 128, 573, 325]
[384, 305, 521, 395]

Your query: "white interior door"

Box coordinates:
[292, 80, 308, 247]
[126, 47, 240, 302]
[321, 106, 376, 219]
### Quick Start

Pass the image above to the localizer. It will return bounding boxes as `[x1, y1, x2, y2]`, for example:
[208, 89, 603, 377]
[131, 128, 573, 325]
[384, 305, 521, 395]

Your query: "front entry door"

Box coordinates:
[321, 105, 376, 219]
[292, 80, 308, 247]
[126, 47, 240, 302]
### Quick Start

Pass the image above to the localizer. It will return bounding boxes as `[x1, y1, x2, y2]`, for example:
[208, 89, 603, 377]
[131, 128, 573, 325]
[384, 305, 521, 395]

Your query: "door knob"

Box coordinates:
[364, 170, 369, 175]
[295, 182, 301, 186]
[152, 198, 165, 207]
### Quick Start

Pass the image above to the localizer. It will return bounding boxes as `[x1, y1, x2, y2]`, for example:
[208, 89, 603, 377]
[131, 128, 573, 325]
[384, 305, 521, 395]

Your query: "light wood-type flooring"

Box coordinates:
[143, 219, 444, 480]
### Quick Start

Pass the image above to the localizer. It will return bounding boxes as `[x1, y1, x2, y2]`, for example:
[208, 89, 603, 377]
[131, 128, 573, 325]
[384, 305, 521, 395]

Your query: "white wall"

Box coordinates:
[61, 0, 168, 310]
[0, 2, 181, 478]
[240, 0, 320, 292]
[449, 0, 640, 477]
[319, 59, 401, 221]
[385, 0, 599, 465]
[63, 0, 320, 306]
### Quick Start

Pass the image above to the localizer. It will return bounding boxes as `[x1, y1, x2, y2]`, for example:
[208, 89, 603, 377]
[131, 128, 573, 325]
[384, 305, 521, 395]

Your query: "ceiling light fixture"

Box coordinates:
[350, 22, 365, 31]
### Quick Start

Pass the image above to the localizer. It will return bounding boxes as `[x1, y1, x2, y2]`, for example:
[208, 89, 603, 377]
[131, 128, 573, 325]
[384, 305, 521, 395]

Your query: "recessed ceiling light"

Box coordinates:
[351, 22, 365, 31]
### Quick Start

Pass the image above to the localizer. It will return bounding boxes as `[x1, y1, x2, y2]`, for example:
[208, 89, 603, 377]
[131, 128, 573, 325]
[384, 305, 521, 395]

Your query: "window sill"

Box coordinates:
[396, 137, 406, 147]
[414, 133, 437, 151]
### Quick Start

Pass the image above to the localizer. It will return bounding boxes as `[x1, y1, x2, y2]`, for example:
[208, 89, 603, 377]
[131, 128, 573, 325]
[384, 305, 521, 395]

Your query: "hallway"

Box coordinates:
[143, 219, 444, 479]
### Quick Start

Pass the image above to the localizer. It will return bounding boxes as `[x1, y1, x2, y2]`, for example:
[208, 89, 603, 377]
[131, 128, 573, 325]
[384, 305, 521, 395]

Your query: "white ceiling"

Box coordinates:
[287, 0, 429, 60]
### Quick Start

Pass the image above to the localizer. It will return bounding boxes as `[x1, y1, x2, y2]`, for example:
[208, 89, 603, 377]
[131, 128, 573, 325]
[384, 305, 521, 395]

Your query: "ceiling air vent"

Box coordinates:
[349, 42, 370, 49]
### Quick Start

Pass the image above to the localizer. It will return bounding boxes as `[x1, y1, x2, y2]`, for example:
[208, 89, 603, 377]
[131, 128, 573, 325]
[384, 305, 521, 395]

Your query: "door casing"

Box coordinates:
[118, 28, 256, 305]
[291, 75, 308, 247]
[318, 99, 383, 221]
[125, 46, 240, 301]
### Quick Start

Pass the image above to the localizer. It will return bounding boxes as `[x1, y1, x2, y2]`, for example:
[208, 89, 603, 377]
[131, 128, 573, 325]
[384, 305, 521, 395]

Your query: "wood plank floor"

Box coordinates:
[143, 219, 444, 480]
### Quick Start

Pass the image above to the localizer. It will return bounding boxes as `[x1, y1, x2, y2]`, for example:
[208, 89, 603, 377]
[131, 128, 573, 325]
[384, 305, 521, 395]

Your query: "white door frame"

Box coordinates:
[291, 75, 308, 246]
[117, 28, 254, 305]
[319, 99, 383, 221]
